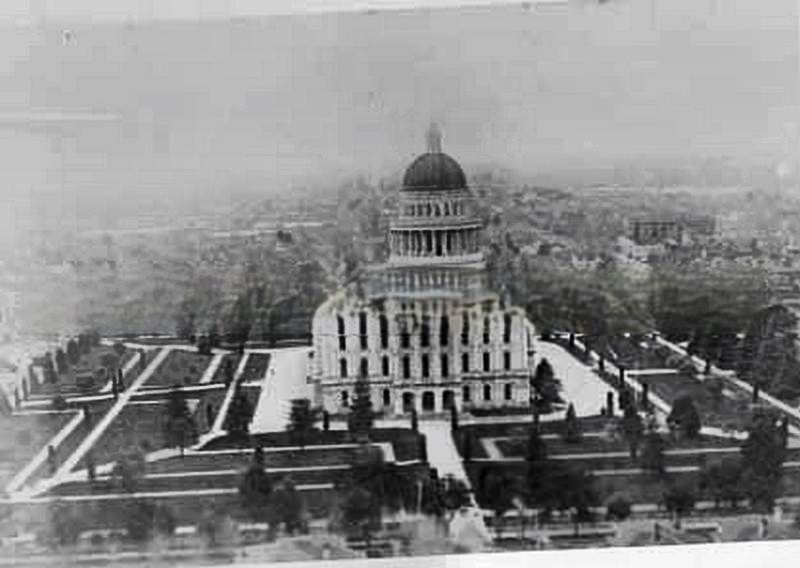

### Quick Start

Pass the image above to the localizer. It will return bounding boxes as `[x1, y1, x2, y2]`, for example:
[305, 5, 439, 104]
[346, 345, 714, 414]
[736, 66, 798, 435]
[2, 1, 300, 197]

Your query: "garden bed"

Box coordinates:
[239, 354, 272, 382]
[142, 350, 215, 389]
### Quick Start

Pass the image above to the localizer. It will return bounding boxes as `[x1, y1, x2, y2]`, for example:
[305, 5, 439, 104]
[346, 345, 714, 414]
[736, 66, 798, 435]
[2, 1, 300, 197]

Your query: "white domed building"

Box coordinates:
[311, 125, 536, 415]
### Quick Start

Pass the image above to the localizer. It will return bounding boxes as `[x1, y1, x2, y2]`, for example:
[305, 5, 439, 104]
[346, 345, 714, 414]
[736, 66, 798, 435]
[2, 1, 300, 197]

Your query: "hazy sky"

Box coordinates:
[0, 0, 797, 245]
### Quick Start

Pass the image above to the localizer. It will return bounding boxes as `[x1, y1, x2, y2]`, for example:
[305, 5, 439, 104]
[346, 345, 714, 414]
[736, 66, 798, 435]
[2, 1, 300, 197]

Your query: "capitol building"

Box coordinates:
[311, 125, 536, 416]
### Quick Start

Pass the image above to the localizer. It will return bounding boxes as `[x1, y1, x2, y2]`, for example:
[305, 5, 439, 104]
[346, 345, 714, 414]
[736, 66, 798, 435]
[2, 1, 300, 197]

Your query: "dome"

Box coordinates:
[402, 152, 467, 191]
[402, 122, 467, 191]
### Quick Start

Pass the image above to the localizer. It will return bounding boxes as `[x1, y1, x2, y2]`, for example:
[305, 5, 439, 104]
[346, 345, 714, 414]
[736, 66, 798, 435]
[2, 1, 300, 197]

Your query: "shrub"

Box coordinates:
[605, 493, 632, 521]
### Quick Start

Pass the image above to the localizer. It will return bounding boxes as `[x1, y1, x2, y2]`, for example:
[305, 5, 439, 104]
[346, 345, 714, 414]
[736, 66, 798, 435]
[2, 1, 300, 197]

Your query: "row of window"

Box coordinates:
[339, 351, 512, 379]
[403, 200, 464, 218]
[338, 383, 515, 408]
[337, 312, 513, 351]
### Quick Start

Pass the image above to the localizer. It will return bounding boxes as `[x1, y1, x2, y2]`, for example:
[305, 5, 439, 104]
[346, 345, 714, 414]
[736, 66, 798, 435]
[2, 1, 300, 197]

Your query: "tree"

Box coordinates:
[741, 410, 787, 512]
[640, 428, 666, 476]
[700, 457, 744, 509]
[123, 499, 175, 542]
[339, 486, 382, 547]
[538, 463, 598, 534]
[55, 348, 68, 374]
[238, 447, 272, 522]
[662, 483, 695, 528]
[224, 388, 253, 438]
[351, 443, 405, 514]
[621, 406, 644, 458]
[347, 377, 374, 436]
[48, 500, 82, 548]
[66, 339, 80, 365]
[112, 447, 147, 493]
[163, 386, 198, 456]
[563, 403, 581, 443]
[605, 492, 632, 521]
[480, 469, 515, 536]
[271, 477, 307, 536]
[287, 398, 320, 447]
[667, 395, 701, 440]
[530, 358, 563, 413]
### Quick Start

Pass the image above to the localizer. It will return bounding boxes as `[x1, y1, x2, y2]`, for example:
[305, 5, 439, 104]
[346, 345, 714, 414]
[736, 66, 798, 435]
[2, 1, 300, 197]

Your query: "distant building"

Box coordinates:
[311, 125, 536, 415]
[626, 215, 715, 246]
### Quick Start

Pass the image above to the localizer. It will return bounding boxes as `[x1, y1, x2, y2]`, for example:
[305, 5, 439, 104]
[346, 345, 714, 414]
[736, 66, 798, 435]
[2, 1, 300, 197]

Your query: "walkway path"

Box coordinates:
[536, 341, 618, 417]
[32, 347, 172, 497]
[202, 352, 251, 442]
[249, 348, 313, 434]
[5, 351, 143, 496]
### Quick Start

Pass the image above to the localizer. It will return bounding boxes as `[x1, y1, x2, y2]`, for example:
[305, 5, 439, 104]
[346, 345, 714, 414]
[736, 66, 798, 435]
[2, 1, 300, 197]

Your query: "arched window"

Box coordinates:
[382, 355, 390, 377]
[503, 313, 512, 343]
[379, 314, 389, 349]
[420, 316, 430, 348]
[359, 312, 368, 350]
[360, 357, 369, 378]
[483, 384, 492, 401]
[383, 388, 391, 407]
[340, 358, 348, 378]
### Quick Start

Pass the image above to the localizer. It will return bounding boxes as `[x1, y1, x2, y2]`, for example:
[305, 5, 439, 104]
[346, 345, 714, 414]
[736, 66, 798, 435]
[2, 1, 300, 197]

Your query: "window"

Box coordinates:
[463, 385, 471, 402]
[483, 384, 492, 401]
[420, 317, 430, 348]
[421, 354, 430, 378]
[503, 313, 512, 343]
[441, 354, 449, 378]
[382, 355, 390, 377]
[359, 312, 368, 350]
[401, 328, 411, 349]
[379, 314, 389, 349]
[462, 353, 470, 373]
[440, 315, 449, 347]
[339, 336, 346, 351]
[483, 352, 490, 372]
[339, 358, 348, 378]
[383, 388, 391, 407]
[402, 356, 411, 379]
[341, 390, 349, 407]
[504, 383, 512, 401]
[360, 357, 369, 378]
[483, 317, 490, 345]
[503, 352, 511, 371]
[461, 312, 470, 345]
[337, 315, 345, 336]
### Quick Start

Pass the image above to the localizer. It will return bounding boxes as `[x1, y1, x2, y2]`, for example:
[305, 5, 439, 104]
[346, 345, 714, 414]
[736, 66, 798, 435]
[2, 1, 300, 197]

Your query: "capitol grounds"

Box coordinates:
[0, 330, 799, 560]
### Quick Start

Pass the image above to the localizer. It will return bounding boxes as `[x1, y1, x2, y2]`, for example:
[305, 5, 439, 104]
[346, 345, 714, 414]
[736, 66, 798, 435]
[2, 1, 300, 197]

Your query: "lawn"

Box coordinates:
[239, 353, 271, 382]
[0, 411, 75, 488]
[210, 353, 242, 384]
[142, 350, 215, 389]
[86, 402, 173, 468]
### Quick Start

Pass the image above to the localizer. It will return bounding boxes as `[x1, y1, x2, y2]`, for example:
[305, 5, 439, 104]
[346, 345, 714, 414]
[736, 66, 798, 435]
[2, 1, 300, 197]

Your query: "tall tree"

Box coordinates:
[54, 348, 68, 375]
[238, 447, 272, 523]
[667, 395, 701, 440]
[700, 457, 744, 509]
[480, 469, 515, 536]
[66, 339, 80, 365]
[163, 386, 198, 456]
[741, 410, 787, 512]
[287, 398, 319, 447]
[563, 403, 582, 443]
[621, 406, 644, 458]
[348, 377, 375, 436]
[270, 477, 306, 536]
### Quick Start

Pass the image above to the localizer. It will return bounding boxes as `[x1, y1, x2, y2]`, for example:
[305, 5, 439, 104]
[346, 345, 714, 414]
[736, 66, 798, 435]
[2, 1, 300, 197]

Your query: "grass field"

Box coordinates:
[0, 411, 75, 488]
[239, 353, 271, 382]
[142, 350, 214, 389]
[86, 403, 172, 467]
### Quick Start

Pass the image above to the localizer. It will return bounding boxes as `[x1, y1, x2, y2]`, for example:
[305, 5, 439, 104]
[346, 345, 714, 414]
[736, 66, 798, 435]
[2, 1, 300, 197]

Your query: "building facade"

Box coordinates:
[311, 125, 536, 415]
